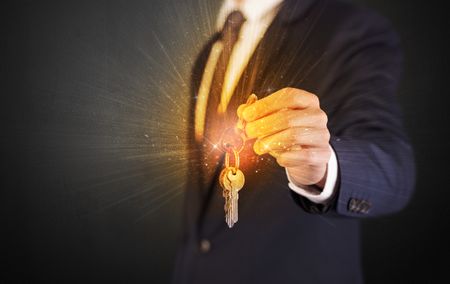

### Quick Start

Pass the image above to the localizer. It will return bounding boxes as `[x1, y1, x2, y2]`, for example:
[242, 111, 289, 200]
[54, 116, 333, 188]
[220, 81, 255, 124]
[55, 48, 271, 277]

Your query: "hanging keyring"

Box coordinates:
[224, 148, 240, 174]
[220, 127, 245, 154]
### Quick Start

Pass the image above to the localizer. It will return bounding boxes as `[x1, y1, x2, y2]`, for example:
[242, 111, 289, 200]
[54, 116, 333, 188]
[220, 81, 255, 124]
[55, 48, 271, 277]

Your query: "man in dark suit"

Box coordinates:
[173, 0, 415, 283]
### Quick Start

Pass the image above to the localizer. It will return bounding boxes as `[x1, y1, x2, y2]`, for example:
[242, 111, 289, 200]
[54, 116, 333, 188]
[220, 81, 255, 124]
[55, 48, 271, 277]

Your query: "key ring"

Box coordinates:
[219, 94, 258, 154]
[220, 127, 245, 153]
[224, 148, 240, 174]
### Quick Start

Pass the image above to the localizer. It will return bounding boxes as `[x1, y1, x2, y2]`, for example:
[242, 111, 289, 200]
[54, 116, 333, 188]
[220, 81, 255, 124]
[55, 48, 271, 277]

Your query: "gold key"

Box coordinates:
[219, 167, 245, 193]
[219, 153, 244, 228]
[218, 94, 257, 228]
[219, 149, 243, 228]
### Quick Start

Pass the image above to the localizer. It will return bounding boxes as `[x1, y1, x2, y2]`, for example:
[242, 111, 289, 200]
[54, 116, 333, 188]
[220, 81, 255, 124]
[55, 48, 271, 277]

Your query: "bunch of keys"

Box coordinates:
[219, 94, 257, 228]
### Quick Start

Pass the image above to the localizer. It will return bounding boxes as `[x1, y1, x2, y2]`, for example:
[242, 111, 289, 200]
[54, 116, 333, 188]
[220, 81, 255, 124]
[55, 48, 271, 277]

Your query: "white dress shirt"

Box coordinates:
[212, 0, 338, 204]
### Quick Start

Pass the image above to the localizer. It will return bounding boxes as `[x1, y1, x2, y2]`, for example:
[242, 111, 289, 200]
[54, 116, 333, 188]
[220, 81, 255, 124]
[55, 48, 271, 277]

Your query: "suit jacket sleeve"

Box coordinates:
[291, 8, 415, 218]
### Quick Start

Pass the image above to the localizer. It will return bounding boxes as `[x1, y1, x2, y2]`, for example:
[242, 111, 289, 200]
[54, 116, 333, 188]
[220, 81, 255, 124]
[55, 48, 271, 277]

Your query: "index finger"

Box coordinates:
[242, 88, 318, 122]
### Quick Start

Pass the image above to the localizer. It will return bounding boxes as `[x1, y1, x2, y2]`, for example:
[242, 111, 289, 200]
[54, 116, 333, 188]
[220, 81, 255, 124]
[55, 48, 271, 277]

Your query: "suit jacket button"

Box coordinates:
[200, 239, 211, 253]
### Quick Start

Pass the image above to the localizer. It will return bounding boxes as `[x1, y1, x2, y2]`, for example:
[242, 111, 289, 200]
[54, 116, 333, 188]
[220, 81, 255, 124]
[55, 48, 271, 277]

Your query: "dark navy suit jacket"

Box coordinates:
[173, 0, 415, 283]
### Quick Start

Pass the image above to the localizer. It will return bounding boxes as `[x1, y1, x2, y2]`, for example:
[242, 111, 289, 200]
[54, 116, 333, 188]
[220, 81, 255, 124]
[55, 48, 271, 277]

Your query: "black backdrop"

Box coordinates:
[2, 0, 449, 283]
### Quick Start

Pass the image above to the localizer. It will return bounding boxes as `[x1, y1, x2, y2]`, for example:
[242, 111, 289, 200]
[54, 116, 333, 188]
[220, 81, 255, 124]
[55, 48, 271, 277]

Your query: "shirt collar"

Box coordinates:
[216, 0, 284, 30]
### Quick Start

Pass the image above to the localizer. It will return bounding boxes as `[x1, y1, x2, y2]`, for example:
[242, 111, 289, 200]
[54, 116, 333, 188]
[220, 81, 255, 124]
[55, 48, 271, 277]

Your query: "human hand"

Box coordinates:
[238, 88, 331, 188]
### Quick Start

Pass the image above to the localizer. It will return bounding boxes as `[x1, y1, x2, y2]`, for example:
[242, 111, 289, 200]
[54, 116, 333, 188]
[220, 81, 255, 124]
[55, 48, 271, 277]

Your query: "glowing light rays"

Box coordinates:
[41, 0, 329, 223]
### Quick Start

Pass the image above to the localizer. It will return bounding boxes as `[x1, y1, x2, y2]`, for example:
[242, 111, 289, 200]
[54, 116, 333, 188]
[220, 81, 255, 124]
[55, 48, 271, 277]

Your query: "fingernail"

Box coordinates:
[253, 141, 262, 155]
[245, 124, 255, 139]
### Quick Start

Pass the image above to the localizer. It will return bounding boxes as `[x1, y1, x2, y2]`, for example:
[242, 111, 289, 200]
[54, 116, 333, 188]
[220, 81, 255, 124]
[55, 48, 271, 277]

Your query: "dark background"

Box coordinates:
[2, 0, 449, 283]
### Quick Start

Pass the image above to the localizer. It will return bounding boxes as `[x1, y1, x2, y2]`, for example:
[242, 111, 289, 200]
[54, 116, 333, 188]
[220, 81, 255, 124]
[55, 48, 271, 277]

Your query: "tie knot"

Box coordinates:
[221, 10, 246, 38]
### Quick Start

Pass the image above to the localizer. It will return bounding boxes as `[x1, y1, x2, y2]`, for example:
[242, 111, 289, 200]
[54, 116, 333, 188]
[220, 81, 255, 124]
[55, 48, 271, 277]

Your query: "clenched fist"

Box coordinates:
[238, 88, 331, 188]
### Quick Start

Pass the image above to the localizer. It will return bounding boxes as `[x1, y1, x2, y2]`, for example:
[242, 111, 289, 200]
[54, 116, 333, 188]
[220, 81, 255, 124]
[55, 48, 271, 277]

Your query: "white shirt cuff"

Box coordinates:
[286, 146, 338, 204]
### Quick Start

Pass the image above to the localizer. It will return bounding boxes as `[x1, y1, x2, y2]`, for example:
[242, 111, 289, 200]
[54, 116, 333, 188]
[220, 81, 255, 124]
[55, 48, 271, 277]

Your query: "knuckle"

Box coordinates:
[323, 129, 331, 143]
[276, 156, 287, 167]
[314, 148, 331, 164]
[308, 92, 319, 105]
[326, 145, 332, 154]
[317, 110, 328, 126]
[323, 113, 329, 125]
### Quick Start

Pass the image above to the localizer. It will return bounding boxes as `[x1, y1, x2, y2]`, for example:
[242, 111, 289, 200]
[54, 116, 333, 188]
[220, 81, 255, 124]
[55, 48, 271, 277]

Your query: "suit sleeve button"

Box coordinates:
[360, 201, 371, 214]
[348, 198, 358, 212]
